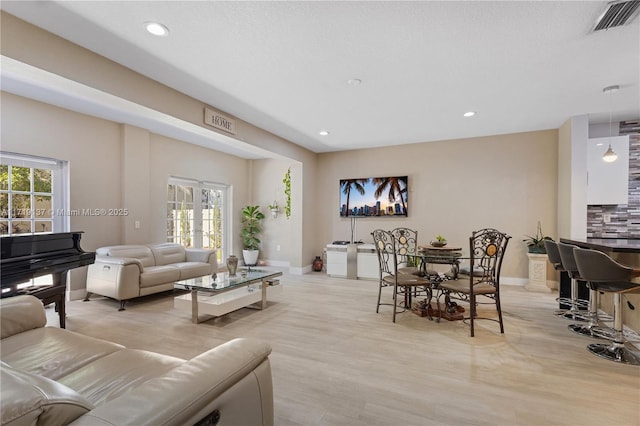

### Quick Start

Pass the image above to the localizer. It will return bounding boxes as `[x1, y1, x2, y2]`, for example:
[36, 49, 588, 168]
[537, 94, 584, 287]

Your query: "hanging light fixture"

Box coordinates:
[602, 85, 619, 163]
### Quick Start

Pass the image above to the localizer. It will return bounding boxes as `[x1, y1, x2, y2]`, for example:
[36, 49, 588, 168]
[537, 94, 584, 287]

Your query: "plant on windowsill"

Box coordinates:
[523, 221, 553, 254]
[241, 205, 265, 266]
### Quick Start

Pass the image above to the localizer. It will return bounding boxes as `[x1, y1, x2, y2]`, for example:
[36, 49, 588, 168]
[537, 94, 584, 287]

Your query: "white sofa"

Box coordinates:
[0, 295, 274, 426]
[86, 243, 217, 310]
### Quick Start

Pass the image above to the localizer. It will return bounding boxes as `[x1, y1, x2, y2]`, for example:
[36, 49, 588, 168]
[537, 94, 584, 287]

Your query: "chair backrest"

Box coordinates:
[543, 240, 564, 271]
[469, 228, 511, 286]
[371, 229, 397, 277]
[557, 242, 580, 279]
[573, 247, 633, 283]
[389, 227, 419, 268]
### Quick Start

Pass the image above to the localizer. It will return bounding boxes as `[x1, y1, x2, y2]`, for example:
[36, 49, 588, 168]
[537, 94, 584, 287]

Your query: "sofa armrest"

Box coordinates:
[0, 295, 47, 339]
[69, 338, 273, 426]
[94, 255, 144, 272]
[86, 257, 145, 301]
[185, 248, 218, 274]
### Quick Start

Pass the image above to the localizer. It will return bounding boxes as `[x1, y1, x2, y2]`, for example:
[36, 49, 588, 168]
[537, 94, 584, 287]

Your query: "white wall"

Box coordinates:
[557, 115, 588, 240]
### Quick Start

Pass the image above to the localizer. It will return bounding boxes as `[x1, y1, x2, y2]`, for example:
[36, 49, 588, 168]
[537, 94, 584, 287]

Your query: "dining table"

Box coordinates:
[411, 244, 469, 321]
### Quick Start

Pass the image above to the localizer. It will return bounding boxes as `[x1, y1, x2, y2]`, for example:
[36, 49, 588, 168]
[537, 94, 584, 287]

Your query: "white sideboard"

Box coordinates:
[326, 243, 379, 280]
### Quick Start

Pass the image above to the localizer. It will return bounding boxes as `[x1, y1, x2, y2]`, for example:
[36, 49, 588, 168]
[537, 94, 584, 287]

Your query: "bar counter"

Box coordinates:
[559, 238, 640, 255]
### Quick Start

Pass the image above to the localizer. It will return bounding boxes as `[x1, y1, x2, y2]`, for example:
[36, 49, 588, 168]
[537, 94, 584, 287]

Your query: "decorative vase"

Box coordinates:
[226, 255, 238, 276]
[242, 249, 259, 267]
[312, 256, 323, 272]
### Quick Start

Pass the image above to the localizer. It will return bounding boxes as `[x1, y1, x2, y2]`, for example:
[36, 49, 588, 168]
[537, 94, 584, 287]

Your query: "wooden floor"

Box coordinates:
[51, 272, 640, 426]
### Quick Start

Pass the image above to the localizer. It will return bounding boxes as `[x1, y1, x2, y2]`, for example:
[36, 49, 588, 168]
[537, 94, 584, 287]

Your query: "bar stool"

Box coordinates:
[552, 241, 611, 337]
[555, 242, 589, 322]
[573, 247, 640, 365]
[544, 240, 568, 314]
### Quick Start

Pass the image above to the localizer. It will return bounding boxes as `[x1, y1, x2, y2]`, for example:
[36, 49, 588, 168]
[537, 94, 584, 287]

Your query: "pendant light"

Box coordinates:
[602, 85, 619, 163]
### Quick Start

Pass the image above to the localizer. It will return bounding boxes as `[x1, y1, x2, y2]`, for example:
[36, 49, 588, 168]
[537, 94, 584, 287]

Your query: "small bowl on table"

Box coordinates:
[430, 240, 447, 247]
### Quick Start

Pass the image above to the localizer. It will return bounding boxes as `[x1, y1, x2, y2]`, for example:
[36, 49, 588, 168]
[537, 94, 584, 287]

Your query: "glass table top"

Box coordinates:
[174, 268, 281, 292]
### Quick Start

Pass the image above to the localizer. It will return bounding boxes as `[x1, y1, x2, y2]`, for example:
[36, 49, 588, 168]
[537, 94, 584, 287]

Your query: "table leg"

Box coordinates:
[260, 279, 268, 309]
[191, 289, 199, 324]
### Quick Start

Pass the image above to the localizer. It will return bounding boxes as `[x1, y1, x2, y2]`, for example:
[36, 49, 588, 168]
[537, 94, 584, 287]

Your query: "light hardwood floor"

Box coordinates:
[51, 272, 640, 426]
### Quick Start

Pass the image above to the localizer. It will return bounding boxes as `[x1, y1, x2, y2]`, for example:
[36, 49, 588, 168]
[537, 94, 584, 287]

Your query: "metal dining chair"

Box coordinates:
[371, 229, 431, 323]
[389, 227, 424, 277]
[573, 247, 640, 365]
[439, 228, 511, 337]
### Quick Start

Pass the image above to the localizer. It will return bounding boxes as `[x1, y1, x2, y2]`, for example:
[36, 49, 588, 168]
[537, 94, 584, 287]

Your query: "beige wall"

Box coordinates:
[147, 133, 249, 250]
[1, 11, 319, 272]
[0, 92, 305, 286]
[0, 11, 565, 284]
[1, 93, 122, 292]
[317, 130, 559, 282]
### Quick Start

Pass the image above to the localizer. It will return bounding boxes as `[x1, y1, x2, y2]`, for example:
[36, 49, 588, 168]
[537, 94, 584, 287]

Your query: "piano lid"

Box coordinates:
[1, 232, 84, 260]
[1, 232, 95, 291]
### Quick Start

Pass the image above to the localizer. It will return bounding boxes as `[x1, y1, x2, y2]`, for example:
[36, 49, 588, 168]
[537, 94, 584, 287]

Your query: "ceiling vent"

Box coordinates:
[593, 0, 640, 31]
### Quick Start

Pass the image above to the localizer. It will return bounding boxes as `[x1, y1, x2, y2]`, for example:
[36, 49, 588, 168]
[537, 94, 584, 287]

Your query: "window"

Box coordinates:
[0, 152, 69, 291]
[167, 177, 229, 263]
[0, 152, 69, 236]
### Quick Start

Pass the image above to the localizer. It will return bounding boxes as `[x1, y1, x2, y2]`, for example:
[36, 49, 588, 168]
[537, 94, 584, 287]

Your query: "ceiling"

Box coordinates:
[2, 1, 639, 156]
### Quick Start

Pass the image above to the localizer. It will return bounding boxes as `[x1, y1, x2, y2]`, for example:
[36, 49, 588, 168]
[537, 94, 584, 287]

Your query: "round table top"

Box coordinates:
[418, 244, 462, 252]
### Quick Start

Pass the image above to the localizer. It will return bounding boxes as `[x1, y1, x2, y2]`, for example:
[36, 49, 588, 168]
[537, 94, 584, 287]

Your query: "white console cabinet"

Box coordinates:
[326, 243, 378, 280]
[326, 245, 349, 277]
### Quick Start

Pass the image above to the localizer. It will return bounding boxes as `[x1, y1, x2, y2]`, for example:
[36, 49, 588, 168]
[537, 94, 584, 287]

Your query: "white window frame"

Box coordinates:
[0, 151, 69, 235]
[167, 176, 230, 262]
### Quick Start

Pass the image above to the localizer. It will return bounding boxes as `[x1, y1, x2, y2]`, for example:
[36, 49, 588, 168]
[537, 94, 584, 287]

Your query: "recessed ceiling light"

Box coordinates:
[145, 22, 169, 37]
[319, 130, 330, 136]
[347, 79, 362, 86]
[463, 111, 476, 117]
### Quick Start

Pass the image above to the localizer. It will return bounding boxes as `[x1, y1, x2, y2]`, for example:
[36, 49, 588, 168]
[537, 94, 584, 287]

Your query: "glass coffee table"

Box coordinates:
[173, 269, 283, 323]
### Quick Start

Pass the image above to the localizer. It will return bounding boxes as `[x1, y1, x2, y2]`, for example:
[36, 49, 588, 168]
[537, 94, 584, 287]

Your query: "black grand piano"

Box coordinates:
[1, 232, 95, 328]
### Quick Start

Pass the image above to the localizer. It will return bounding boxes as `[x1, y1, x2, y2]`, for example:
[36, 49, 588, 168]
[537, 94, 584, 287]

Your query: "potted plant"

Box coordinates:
[241, 205, 265, 265]
[268, 201, 279, 219]
[430, 234, 447, 247]
[523, 221, 553, 253]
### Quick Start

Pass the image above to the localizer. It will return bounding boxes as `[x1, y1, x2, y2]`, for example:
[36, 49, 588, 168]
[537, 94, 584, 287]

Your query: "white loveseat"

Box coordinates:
[86, 243, 217, 310]
[1, 295, 274, 426]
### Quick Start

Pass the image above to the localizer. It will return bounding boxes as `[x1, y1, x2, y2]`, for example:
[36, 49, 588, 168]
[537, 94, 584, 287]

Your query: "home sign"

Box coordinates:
[204, 107, 236, 135]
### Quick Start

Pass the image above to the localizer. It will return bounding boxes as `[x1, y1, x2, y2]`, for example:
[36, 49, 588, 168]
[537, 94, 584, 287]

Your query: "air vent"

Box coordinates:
[593, 0, 640, 31]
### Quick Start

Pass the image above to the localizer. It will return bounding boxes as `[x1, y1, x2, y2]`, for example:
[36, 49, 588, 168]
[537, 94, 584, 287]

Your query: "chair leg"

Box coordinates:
[587, 293, 640, 365]
[495, 291, 504, 334]
[392, 284, 398, 323]
[559, 278, 587, 321]
[469, 292, 475, 337]
[376, 281, 383, 313]
[568, 288, 607, 338]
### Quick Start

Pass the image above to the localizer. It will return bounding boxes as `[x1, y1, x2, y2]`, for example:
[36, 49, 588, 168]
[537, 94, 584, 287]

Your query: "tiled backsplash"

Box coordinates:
[587, 121, 640, 238]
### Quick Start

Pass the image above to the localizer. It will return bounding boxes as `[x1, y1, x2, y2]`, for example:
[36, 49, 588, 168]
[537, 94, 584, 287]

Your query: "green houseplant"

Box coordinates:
[241, 205, 265, 265]
[523, 221, 553, 253]
[268, 201, 279, 219]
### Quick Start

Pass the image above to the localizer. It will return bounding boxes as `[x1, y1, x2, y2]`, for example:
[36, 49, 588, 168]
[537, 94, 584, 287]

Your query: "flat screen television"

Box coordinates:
[339, 176, 408, 217]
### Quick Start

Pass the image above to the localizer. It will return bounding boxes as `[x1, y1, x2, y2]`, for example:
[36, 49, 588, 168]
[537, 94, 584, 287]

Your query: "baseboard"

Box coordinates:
[501, 277, 528, 286]
[68, 288, 86, 301]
